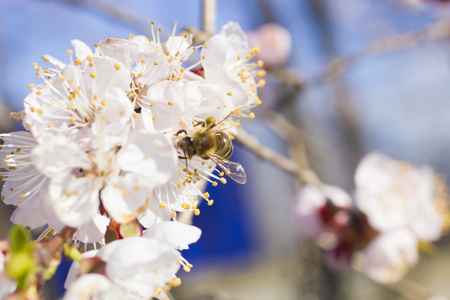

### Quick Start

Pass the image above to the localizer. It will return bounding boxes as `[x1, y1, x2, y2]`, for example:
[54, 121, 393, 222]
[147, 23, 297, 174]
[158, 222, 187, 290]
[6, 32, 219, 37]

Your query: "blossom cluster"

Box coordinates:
[0, 21, 264, 299]
[295, 152, 449, 284]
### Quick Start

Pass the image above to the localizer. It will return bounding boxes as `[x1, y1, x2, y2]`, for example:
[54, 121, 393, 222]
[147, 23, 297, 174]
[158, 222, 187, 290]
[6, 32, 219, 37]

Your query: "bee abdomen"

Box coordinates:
[213, 132, 233, 159]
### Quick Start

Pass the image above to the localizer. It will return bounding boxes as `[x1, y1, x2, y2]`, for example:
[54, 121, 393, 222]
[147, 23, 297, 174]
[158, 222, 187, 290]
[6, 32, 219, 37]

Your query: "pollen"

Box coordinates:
[257, 60, 264, 67]
[227, 92, 232, 96]
[66, 50, 73, 54]
[208, 200, 214, 206]
[203, 192, 210, 199]
[61, 76, 66, 81]
[152, 115, 157, 120]
[250, 112, 255, 119]
[219, 171, 224, 177]
[258, 79, 266, 87]
[172, 211, 177, 219]
[204, 45, 208, 49]
[28, 83, 35, 89]
[94, 94, 98, 100]
[101, 100, 107, 106]
[37, 108, 43, 114]
[168, 101, 173, 106]
[237, 55, 241, 60]
[19, 194, 25, 199]
[129, 33, 134, 38]
[75, 59, 82, 65]
[86, 55, 93, 62]
[153, 62, 159, 66]
[90, 73, 96, 78]
[220, 177, 227, 184]
[159, 203, 166, 208]
[133, 113, 137, 118]
[138, 73, 143, 77]
[115, 64, 121, 70]
[183, 266, 191, 272]
[194, 209, 200, 216]
[177, 184, 181, 188]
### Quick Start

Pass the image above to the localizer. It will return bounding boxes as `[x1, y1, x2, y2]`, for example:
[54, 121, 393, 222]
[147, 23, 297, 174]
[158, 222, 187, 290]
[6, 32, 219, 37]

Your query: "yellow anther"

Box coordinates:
[255, 96, 262, 105]
[93, 94, 98, 99]
[115, 64, 121, 70]
[133, 113, 137, 118]
[257, 60, 264, 67]
[28, 83, 35, 89]
[48, 123, 54, 128]
[1, 196, 4, 201]
[19, 194, 24, 199]
[101, 100, 106, 106]
[153, 62, 158, 66]
[152, 115, 157, 120]
[183, 266, 191, 272]
[164, 51, 170, 56]
[250, 112, 255, 119]
[257, 70, 266, 77]
[180, 68, 185, 73]
[207, 200, 214, 206]
[258, 79, 266, 87]
[203, 192, 210, 199]
[70, 117, 75, 124]
[37, 108, 43, 114]
[90, 73, 96, 78]
[130, 33, 134, 38]
[237, 55, 241, 60]
[61, 76, 66, 81]
[89, 62, 94, 67]
[159, 203, 166, 208]
[194, 209, 200, 216]
[172, 211, 177, 219]
[177, 184, 181, 188]
[86, 55, 93, 62]
[154, 288, 162, 295]
[204, 45, 208, 49]
[202, 56, 205, 60]
[32, 62, 38, 69]
[66, 50, 73, 54]
[212, 182, 218, 187]
[148, 38, 152, 42]
[219, 172, 224, 177]
[220, 177, 227, 184]
[74, 59, 82, 65]
[135, 185, 141, 190]
[227, 92, 232, 96]
[168, 101, 173, 106]
[94, 43, 98, 47]
[122, 189, 128, 196]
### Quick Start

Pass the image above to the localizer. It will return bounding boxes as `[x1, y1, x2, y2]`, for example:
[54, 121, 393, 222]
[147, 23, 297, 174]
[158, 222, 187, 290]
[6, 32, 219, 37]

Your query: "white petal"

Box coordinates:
[71, 39, 93, 62]
[47, 175, 100, 227]
[143, 221, 201, 250]
[101, 174, 152, 224]
[361, 228, 418, 284]
[117, 131, 177, 186]
[73, 213, 110, 243]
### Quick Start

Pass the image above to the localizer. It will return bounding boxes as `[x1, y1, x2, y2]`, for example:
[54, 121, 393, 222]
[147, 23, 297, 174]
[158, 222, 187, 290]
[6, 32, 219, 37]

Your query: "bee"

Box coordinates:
[176, 107, 251, 184]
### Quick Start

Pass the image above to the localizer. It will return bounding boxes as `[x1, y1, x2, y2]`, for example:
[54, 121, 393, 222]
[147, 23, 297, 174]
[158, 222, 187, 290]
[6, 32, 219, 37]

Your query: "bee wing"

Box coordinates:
[208, 153, 247, 184]
[206, 107, 252, 133]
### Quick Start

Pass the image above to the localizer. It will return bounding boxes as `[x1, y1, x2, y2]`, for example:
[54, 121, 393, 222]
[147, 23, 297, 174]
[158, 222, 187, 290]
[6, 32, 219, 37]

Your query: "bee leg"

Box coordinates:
[177, 151, 190, 173]
[175, 129, 188, 136]
[193, 120, 205, 127]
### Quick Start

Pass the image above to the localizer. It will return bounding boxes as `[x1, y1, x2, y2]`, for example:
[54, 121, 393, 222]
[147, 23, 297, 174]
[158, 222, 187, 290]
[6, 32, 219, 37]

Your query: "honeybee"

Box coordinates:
[176, 107, 251, 184]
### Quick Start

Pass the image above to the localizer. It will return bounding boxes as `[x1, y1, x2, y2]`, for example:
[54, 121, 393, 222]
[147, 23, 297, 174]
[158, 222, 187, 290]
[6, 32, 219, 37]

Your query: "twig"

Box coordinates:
[235, 128, 321, 186]
[318, 19, 450, 84]
[202, 0, 217, 37]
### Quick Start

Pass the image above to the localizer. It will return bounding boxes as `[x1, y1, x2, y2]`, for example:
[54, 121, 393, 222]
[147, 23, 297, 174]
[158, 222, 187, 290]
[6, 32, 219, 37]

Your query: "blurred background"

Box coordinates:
[2, 0, 450, 299]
